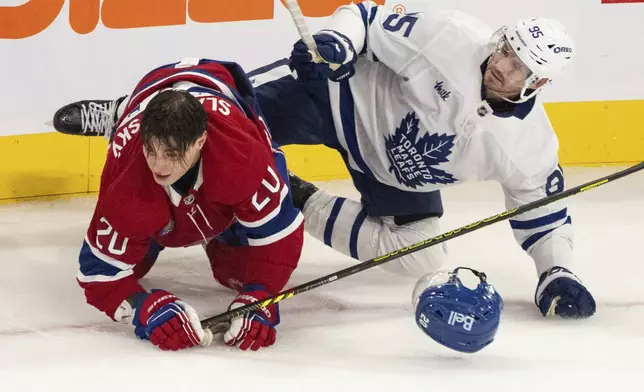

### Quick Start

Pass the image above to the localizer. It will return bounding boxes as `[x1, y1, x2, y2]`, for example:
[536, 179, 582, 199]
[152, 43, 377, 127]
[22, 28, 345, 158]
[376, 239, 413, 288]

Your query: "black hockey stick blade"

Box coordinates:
[201, 162, 644, 330]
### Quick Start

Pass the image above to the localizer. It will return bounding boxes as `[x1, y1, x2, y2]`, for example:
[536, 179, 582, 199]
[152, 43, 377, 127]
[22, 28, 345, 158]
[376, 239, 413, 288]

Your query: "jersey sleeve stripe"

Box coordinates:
[364, 3, 380, 62]
[366, 2, 379, 57]
[368, 4, 378, 24]
[357, 2, 369, 55]
[339, 80, 376, 179]
[237, 183, 289, 228]
[78, 240, 134, 283]
[247, 212, 304, 246]
[82, 236, 134, 271]
[243, 194, 302, 240]
[77, 269, 134, 283]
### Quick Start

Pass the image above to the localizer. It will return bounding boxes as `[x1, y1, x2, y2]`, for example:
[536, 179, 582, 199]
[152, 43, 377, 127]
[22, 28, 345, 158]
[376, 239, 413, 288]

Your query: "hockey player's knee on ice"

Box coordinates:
[205, 234, 298, 294]
[374, 216, 448, 278]
[206, 239, 257, 291]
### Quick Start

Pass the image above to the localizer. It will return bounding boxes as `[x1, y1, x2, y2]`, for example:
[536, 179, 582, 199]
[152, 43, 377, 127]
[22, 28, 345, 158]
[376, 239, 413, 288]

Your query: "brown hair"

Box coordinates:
[140, 89, 207, 161]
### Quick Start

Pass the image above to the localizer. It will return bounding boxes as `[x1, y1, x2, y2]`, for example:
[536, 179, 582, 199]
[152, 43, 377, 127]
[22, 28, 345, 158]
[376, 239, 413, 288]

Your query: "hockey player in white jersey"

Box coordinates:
[279, 2, 595, 320]
[50, 2, 594, 319]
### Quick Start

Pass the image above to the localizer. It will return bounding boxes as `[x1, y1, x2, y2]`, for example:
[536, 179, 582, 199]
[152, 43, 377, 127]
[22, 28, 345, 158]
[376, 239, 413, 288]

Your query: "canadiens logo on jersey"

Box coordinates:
[384, 112, 457, 188]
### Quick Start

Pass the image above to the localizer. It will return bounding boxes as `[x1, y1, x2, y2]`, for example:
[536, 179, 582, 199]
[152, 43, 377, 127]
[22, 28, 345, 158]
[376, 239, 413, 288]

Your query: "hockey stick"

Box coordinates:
[283, 0, 340, 69]
[284, 0, 319, 57]
[200, 162, 644, 331]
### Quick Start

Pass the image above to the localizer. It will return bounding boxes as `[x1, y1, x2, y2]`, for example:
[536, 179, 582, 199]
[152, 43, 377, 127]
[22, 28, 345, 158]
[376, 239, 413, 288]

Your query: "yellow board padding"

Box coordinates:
[278, 145, 351, 181]
[545, 100, 644, 165]
[0, 133, 353, 201]
[88, 137, 111, 192]
[2, 99, 644, 201]
[84, 139, 352, 193]
[0, 133, 91, 201]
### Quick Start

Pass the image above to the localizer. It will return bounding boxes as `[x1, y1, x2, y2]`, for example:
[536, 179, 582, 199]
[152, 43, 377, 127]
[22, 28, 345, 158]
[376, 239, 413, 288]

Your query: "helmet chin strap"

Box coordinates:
[484, 45, 544, 104]
[486, 76, 543, 104]
[452, 267, 488, 283]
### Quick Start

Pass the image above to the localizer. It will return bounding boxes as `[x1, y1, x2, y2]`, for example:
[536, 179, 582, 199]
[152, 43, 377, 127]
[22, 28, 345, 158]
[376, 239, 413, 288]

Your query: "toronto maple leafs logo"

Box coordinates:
[384, 112, 457, 188]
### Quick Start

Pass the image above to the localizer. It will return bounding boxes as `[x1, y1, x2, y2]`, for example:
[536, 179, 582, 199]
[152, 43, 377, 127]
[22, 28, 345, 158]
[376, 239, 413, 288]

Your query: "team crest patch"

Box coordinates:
[384, 112, 457, 188]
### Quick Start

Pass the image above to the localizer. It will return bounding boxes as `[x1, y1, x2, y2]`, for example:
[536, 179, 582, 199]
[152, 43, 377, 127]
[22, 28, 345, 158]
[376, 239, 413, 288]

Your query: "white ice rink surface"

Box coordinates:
[1, 167, 643, 392]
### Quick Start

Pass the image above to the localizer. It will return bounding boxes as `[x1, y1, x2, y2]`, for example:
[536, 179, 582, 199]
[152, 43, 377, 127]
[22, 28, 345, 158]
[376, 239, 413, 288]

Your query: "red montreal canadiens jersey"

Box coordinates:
[77, 59, 304, 320]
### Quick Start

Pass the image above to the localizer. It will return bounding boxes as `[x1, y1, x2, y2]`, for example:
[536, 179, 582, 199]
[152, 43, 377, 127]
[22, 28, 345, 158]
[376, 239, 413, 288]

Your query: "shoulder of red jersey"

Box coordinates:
[200, 110, 274, 206]
[110, 57, 276, 207]
[120, 58, 245, 117]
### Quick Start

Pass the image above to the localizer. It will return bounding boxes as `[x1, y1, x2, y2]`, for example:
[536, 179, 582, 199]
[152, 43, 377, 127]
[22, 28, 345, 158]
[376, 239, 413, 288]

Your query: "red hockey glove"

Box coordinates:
[224, 284, 280, 351]
[132, 290, 213, 351]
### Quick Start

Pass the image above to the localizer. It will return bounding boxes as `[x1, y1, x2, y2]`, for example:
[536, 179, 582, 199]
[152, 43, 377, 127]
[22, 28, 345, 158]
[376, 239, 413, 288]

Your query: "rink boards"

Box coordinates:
[2, 0, 644, 201]
[1, 97, 643, 201]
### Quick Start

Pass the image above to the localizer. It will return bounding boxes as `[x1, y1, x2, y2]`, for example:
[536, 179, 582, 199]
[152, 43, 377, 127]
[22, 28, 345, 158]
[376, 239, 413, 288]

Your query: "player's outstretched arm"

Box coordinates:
[290, 1, 429, 82]
[77, 209, 212, 350]
[501, 165, 596, 319]
[210, 147, 304, 350]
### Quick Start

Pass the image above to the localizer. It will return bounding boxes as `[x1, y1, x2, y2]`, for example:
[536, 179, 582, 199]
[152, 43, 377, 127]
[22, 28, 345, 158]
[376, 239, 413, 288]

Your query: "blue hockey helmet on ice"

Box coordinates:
[412, 267, 503, 353]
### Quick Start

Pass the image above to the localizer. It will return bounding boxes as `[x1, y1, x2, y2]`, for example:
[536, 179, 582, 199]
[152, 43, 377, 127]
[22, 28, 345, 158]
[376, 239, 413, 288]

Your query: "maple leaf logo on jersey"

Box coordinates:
[384, 112, 457, 188]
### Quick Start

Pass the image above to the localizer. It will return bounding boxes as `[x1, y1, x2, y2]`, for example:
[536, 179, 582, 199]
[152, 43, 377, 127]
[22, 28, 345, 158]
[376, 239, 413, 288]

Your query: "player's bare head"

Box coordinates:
[141, 89, 208, 185]
[141, 89, 207, 160]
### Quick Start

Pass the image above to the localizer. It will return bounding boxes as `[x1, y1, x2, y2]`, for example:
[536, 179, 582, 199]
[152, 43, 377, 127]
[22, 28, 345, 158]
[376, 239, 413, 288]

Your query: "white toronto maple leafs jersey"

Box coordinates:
[324, 1, 574, 275]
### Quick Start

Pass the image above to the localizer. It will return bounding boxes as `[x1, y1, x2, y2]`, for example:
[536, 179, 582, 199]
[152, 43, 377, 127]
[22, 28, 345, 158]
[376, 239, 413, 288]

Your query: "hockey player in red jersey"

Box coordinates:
[78, 58, 304, 351]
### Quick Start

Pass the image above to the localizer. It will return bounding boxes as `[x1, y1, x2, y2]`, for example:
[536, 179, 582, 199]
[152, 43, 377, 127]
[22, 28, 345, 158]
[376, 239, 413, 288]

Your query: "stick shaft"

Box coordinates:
[201, 163, 644, 330]
[283, 0, 329, 65]
[284, 0, 317, 52]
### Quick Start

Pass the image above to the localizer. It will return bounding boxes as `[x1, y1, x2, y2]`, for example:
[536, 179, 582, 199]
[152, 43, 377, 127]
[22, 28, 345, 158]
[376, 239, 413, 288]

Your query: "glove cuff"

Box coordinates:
[132, 289, 177, 326]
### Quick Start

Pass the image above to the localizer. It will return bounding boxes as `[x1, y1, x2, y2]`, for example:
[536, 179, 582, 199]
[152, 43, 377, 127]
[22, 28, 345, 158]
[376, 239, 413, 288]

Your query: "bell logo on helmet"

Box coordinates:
[413, 268, 503, 353]
[448, 311, 475, 331]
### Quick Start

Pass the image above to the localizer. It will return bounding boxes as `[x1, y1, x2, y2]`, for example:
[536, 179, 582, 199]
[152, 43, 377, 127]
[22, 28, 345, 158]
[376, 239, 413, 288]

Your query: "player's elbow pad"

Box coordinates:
[326, 3, 372, 54]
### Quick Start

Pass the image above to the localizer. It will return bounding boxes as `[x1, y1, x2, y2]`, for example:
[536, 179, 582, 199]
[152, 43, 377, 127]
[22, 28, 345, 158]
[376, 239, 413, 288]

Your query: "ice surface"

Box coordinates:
[1, 167, 643, 391]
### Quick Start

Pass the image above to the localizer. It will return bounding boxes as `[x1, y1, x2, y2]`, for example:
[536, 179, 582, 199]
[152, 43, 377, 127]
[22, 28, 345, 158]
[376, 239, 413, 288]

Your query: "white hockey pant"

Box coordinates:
[302, 190, 448, 278]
